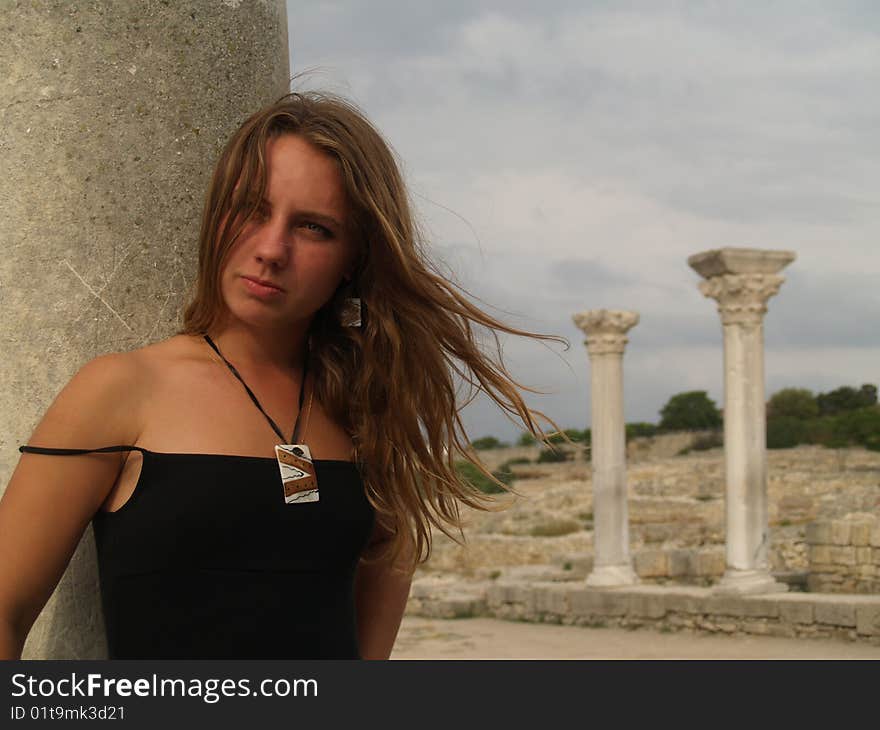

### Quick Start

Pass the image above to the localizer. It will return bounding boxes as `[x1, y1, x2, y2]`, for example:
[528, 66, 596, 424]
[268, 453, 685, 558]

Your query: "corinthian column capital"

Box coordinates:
[688, 248, 796, 327]
[572, 309, 639, 356]
[698, 274, 786, 326]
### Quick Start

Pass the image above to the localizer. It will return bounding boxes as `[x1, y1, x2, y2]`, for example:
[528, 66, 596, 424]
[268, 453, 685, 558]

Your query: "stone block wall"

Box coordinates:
[633, 547, 725, 583]
[406, 578, 880, 645]
[806, 515, 880, 594]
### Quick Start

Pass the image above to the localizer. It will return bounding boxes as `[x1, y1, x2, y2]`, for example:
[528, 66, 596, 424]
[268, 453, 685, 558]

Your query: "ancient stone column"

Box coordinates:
[572, 310, 639, 587]
[1, 1, 289, 658]
[688, 248, 795, 595]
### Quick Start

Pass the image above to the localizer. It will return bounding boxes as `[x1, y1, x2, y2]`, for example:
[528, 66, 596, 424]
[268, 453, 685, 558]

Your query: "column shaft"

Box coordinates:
[572, 309, 639, 588]
[1, 0, 290, 659]
[722, 320, 769, 571]
[591, 352, 629, 568]
[688, 248, 795, 595]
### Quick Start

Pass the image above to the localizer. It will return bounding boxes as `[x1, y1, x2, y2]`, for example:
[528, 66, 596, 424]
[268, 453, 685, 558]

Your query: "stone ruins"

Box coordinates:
[3, 3, 877, 656]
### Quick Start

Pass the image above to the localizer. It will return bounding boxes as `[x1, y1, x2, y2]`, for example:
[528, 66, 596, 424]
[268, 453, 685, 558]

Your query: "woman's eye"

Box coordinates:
[303, 222, 331, 237]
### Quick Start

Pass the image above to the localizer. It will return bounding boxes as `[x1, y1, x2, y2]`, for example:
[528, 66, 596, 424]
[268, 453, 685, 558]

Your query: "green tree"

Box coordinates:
[833, 406, 880, 451]
[626, 422, 658, 440]
[766, 388, 819, 420]
[455, 460, 507, 494]
[563, 428, 587, 443]
[658, 391, 722, 431]
[470, 435, 507, 450]
[817, 384, 878, 416]
[536, 447, 569, 463]
[767, 416, 809, 449]
[517, 432, 537, 446]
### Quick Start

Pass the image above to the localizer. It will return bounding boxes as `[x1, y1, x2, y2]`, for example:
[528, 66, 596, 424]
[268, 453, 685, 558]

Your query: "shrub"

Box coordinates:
[517, 432, 537, 446]
[767, 417, 809, 449]
[470, 435, 507, 450]
[803, 416, 837, 447]
[766, 388, 818, 420]
[454, 460, 507, 494]
[659, 391, 722, 431]
[626, 422, 658, 440]
[832, 406, 880, 451]
[536, 447, 569, 463]
[528, 517, 582, 537]
[817, 384, 878, 416]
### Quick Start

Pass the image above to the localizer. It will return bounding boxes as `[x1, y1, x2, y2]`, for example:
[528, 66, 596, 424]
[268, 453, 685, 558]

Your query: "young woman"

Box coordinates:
[0, 90, 567, 660]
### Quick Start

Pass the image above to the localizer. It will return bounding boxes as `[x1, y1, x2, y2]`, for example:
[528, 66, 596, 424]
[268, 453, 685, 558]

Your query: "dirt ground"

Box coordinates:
[390, 616, 880, 660]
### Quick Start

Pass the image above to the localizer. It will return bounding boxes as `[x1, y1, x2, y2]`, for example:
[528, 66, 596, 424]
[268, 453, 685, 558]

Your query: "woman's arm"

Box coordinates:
[353, 523, 415, 660]
[0, 353, 142, 658]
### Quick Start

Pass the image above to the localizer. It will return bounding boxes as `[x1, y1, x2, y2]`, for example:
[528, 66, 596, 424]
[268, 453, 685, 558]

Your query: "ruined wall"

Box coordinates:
[807, 515, 880, 594]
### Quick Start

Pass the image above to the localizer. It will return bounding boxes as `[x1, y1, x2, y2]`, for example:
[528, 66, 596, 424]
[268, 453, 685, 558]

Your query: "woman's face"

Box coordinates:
[218, 133, 357, 332]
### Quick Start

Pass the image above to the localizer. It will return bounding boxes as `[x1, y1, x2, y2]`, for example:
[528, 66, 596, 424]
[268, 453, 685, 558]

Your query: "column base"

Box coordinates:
[585, 564, 639, 588]
[711, 569, 789, 596]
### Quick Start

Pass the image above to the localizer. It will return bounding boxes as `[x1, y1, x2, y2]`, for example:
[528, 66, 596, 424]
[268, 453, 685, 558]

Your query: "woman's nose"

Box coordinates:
[253, 222, 290, 268]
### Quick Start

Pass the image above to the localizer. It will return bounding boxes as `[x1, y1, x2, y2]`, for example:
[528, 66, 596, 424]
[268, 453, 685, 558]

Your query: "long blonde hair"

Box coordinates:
[180, 88, 571, 573]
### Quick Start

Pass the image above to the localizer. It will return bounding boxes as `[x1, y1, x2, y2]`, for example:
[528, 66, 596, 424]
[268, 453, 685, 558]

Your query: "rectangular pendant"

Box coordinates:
[275, 444, 319, 504]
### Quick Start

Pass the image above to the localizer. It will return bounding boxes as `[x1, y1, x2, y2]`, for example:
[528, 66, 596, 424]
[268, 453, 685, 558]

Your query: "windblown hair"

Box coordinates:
[180, 87, 571, 573]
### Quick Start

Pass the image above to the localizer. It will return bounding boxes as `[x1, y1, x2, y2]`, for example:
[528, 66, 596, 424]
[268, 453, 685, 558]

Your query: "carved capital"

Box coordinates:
[572, 309, 639, 356]
[698, 274, 785, 326]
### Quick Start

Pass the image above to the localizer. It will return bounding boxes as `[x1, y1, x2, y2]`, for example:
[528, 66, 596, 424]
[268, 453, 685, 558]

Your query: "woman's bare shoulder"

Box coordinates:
[70, 335, 206, 407]
[127, 333, 207, 366]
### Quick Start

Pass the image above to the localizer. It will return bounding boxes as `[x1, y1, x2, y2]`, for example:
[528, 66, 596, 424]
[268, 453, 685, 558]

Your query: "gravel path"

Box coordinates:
[391, 616, 880, 659]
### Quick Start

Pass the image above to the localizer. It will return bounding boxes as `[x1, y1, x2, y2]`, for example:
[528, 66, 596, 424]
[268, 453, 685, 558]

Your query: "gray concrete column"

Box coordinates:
[689, 248, 795, 596]
[1, 1, 289, 658]
[572, 309, 639, 587]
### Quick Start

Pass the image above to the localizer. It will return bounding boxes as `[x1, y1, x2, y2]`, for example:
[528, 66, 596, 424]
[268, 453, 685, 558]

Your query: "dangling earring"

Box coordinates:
[339, 277, 361, 328]
[341, 297, 361, 327]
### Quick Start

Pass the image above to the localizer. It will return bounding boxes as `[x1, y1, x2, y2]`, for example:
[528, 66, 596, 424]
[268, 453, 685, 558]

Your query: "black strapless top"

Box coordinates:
[18, 444, 375, 660]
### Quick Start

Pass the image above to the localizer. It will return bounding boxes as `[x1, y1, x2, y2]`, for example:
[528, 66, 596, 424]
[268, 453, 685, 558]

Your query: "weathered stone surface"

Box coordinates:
[690, 248, 795, 595]
[628, 594, 667, 619]
[569, 589, 630, 617]
[664, 590, 712, 614]
[856, 606, 880, 636]
[743, 620, 772, 635]
[668, 549, 695, 577]
[634, 550, 668, 578]
[778, 600, 814, 625]
[814, 603, 857, 627]
[831, 521, 852, 546]
[535, 586, 570, 615]
[850, 522, 872, 547]
[703, 596, 743, 617]
[856, 547, 873, 564]
[739, 598, 781, 619]
[573, 309, 639, 588]
[4, 0, 291, 661]
[829, 546, 857, 566]
[706, 596, 779, 618]
[805, 522, 831, 545]
[810, 545, 832, 564]
[695, 550, 726, 577]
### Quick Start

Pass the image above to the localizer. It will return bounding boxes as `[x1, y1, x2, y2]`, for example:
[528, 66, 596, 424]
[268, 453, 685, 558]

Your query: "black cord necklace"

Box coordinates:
[203, 334, 319, 504]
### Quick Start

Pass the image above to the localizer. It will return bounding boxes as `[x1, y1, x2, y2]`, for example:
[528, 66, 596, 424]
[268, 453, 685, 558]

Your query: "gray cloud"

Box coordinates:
[287, 0, 879, 440]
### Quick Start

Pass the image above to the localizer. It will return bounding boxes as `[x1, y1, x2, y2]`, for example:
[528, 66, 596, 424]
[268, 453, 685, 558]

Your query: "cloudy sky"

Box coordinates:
[286, 0, 879, 442]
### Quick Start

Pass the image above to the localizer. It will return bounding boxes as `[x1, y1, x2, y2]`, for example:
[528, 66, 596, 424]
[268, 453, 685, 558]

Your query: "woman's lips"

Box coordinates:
[241, 276, 285, 298]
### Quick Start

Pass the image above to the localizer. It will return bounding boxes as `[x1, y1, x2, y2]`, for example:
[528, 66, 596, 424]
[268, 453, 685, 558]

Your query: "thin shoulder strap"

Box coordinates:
[19, 445, 148, 456]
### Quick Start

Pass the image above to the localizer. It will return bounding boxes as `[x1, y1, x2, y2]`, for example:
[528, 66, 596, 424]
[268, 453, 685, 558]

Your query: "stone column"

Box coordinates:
[572, 310, 639, 587]
[688, 248, 795, 595]
[1, 1, 289, 658]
